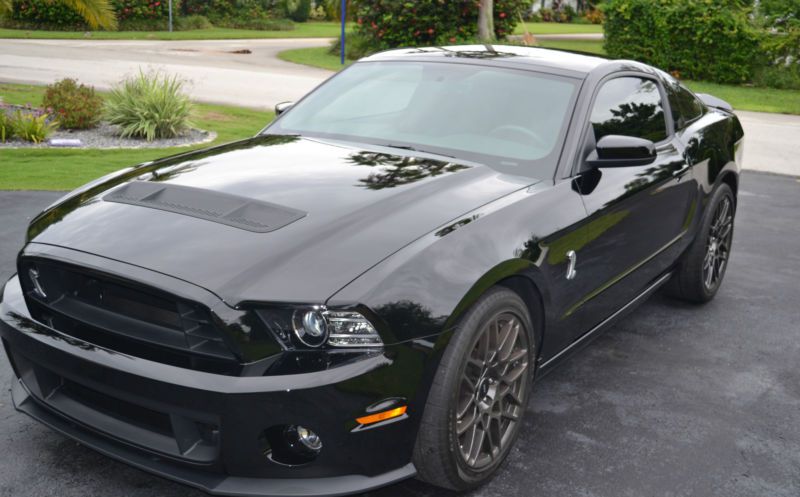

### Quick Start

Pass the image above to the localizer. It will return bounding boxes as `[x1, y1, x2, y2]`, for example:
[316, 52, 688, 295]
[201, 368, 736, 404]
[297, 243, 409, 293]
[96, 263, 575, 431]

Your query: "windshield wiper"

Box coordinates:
[376, 143, 456, 159]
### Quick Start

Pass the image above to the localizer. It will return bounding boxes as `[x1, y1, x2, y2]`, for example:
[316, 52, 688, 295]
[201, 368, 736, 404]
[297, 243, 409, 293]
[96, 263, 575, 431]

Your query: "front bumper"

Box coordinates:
[0, 275, 424, 497]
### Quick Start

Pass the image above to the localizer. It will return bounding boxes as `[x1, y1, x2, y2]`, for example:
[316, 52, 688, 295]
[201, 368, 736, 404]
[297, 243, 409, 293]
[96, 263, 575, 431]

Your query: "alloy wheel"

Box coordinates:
[455, 312, 530, 470]
[703, 195, 733, 290]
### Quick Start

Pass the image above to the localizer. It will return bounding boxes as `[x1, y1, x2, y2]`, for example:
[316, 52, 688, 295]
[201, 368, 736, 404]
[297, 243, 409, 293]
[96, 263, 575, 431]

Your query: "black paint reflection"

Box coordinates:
[346, 152, 470, 190]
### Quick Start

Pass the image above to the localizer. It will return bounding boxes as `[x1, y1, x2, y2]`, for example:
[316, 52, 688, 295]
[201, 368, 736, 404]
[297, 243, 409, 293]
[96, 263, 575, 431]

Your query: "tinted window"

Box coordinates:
[666, 81, 705, 129]
[268, 61, 579, 178]
[590, 77, 668, 143]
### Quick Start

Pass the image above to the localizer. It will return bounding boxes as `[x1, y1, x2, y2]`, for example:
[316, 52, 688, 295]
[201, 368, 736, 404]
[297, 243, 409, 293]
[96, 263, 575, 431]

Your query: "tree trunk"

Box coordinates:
[478, 0, 495, 42]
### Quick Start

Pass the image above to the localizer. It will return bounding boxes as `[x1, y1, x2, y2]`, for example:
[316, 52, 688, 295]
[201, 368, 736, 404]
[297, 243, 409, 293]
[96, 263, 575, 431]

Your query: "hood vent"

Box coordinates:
[104, 181, 306, 233]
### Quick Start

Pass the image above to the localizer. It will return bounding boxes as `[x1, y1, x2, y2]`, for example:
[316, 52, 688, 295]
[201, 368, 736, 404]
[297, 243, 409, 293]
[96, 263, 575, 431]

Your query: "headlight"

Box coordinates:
[292, 308, 328, 347]
[257, 306, 382, 349]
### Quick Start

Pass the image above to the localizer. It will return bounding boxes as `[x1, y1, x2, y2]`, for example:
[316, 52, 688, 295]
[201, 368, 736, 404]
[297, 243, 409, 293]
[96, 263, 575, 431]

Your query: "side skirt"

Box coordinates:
[535, 271, 673, 379]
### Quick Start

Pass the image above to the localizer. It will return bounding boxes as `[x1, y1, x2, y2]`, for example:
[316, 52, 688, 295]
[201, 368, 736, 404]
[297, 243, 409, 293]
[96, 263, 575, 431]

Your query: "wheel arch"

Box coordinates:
[441, 259, 550, 364]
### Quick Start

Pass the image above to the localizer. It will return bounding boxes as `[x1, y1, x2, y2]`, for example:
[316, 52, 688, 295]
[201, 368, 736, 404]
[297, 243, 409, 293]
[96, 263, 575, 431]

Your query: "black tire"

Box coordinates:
[413, 287, 536, 491]
[666, 183, 735, 303]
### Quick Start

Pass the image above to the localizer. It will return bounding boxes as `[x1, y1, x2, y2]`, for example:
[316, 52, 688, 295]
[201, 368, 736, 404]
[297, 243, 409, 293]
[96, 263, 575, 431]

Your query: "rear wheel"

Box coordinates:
[413, 287, 535, 491]
[667, 183, 735, 303]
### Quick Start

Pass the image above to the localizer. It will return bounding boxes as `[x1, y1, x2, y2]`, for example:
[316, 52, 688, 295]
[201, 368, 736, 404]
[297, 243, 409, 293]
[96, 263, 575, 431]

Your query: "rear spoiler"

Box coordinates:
[696, 93, 733, 112]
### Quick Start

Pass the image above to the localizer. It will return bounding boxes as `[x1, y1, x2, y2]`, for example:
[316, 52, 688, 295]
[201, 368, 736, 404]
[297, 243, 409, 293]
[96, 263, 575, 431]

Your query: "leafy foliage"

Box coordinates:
[3, 0, 118, 29]
[603, 0, 761, 84]
[351, 0, 530, 53]
[104, 71, 193, 141]
[43, 78, 103, 129]
[281, 0, 311, 22]
[179, 0, 289, 28]
[10, 109, 58, 143]
[0, 110, 14, 142]
[175, 13, 212, 29]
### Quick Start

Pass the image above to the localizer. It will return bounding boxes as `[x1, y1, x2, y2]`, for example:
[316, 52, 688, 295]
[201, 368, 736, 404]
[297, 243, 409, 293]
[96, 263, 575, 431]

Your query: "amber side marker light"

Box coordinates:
[356, 406, 407, 426]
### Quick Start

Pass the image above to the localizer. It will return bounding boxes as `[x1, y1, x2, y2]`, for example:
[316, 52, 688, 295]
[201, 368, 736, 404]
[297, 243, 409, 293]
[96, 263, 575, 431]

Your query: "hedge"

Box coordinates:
[603, 0, 762, 84]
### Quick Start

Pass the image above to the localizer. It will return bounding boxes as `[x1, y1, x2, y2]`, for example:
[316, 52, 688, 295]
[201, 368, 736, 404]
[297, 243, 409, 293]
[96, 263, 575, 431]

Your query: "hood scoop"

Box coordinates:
[104, 181, 306, 233]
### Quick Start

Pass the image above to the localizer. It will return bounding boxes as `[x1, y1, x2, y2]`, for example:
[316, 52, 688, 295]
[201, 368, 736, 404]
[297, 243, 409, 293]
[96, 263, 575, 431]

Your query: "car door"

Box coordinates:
[566, 74, 698, 338]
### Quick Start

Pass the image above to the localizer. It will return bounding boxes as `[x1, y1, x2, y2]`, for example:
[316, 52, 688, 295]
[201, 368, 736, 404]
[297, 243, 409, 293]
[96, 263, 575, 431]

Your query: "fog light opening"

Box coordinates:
[260, 424, 322, 466]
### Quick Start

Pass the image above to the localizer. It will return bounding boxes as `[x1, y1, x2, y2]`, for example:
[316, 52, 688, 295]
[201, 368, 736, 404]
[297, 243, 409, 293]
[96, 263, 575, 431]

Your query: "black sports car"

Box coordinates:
[0, 46, 743, 495]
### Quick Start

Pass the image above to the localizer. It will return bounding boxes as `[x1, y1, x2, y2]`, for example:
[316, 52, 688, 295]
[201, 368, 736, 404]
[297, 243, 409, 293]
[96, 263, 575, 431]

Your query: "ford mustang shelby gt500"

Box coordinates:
[0, 45, 743, 495]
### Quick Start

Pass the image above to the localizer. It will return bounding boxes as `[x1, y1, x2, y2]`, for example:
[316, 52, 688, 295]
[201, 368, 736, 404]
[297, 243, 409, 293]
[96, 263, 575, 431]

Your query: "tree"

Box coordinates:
[478, 0, 495, 42]
[0, 0, 118, 30]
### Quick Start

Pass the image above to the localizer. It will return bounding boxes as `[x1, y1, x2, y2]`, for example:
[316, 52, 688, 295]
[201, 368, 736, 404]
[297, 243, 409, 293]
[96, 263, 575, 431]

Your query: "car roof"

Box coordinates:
[361, 44, 612, 78]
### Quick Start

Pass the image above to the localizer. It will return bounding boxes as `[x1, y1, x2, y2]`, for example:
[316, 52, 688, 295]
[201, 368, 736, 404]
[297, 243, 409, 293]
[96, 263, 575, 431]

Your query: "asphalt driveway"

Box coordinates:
[0, 171, 799, 497]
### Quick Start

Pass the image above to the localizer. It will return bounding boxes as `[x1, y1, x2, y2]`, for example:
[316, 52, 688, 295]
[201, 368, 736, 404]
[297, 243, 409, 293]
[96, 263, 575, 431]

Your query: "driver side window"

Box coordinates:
[590, 77, 668, 143]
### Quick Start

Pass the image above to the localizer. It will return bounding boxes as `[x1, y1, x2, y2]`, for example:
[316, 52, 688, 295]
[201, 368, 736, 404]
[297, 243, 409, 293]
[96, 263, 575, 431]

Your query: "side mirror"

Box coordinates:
[275, 101, 294, 116]
[586, 135, 656, 168]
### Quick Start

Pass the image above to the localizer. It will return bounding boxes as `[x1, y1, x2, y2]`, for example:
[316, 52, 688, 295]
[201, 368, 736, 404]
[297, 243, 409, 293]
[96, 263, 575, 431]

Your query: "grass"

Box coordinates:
[513, 22, 603, 35]
[0, 21, 600, 40]
[278, 42, 800, 116]
[279, 46, 350, 71]
[537, 38, 606, 54]
[0, 22, 351, 40]
[0, 83, 273, 190]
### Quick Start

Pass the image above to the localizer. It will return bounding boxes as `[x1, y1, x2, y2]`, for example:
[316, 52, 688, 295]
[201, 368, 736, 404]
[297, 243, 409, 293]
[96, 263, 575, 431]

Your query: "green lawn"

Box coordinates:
[0, 83, 273, 190]
[513, 22, 603, 35]
[279, 46, 350, 71]
[0, 22, 351, 40]
[537, 38, 606, 54]
[0, 21, 600, 40]
[283, 40, 800, 116]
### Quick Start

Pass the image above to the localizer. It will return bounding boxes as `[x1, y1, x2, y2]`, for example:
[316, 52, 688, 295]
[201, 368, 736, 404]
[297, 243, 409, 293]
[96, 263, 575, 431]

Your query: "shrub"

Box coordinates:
[7, 0, 178, 30]
[11, 109, 57, 143]
[180, 0, 281, 27]
[176, 14, 213, 29]
[8, 0, 88, 30]
[0, 111, 14, 142]
[328, 31, 375, 61]
[42, 78, 103, 130]
[352, 0, 530, 53]
[584, 8, 604, 24]
[282, 0, 311, 22]
[105, 71, 193, 141]
[604, 0, 761, 84]
[226, 17, 294, 30]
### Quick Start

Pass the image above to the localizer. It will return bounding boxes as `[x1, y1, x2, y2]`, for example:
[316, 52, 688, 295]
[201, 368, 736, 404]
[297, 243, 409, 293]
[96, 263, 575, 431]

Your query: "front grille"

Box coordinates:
[18, 257, 241, 375]
[10, 350, 220, 463]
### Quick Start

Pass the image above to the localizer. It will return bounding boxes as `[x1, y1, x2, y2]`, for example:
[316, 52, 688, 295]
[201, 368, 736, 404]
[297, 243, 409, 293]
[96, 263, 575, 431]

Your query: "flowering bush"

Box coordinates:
[43, 79, 104, 130]
[9, 0, 87, 29]
[112, 0, 175, 22]
[352, 0, 529, 52]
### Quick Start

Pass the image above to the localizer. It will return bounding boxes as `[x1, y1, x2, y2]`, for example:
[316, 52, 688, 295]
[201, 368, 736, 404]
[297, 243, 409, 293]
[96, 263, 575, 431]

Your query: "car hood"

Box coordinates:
[27, 135, 535, 305]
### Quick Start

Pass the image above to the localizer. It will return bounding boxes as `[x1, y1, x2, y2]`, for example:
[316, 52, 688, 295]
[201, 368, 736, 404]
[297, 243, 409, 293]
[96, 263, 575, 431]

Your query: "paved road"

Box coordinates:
[1, 171, 799, 497]
[1, 38, 798, 176]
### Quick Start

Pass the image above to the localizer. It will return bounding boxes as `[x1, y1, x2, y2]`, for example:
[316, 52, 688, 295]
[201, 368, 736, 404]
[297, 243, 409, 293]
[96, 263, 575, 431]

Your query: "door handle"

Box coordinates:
[673, 164, 690, 178]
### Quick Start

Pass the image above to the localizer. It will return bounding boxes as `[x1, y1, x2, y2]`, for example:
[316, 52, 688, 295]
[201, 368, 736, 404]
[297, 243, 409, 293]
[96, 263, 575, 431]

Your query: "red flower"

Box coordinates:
[449, 37, 456, 43]
[499, 12, 506, 18]
[155, 1, 160, 5]
[427, 27, 434, 34]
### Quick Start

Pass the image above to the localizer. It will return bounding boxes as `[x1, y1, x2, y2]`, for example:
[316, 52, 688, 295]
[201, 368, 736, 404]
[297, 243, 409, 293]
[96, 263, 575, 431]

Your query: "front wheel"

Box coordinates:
[413, 287, 535, 491]
[667, 183, 735, 303]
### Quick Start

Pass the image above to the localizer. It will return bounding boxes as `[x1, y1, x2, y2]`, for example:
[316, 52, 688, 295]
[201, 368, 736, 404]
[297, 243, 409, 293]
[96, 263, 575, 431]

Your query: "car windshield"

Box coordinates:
[266, 61, 579, 178]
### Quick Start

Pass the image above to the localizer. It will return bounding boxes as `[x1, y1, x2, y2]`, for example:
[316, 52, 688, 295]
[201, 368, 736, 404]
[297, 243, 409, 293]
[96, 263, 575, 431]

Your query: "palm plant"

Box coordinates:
[0, 0, 117, 30]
